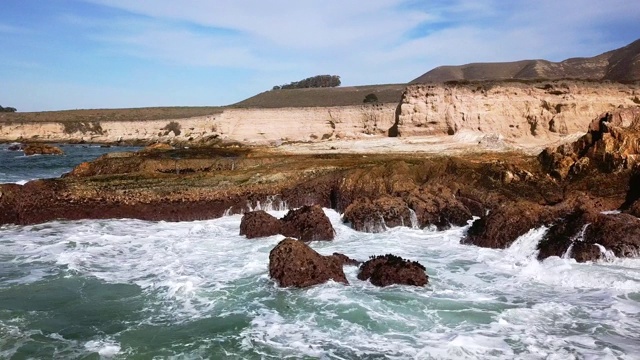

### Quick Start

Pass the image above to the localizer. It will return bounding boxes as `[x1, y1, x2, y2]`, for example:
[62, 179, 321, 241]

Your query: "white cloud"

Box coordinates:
[21, 0, 637, 110]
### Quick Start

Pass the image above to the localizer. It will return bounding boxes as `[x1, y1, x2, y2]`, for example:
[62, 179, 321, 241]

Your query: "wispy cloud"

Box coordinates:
[3, 0, 639, 111]
[0, 23, 29, 34]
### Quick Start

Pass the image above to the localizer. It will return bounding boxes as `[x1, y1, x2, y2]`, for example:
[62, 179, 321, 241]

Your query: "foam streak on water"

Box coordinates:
[1, 209, 640, 359]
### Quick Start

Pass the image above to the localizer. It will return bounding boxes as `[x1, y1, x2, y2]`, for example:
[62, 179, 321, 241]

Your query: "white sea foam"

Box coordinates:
[2, 208, 640, 358]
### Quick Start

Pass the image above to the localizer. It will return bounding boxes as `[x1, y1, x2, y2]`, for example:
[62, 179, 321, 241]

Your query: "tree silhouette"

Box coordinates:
[273, 75, 341, 90]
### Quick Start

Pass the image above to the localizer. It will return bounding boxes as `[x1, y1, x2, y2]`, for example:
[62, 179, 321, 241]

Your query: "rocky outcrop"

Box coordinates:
[343, 196, 412, 232]
[268, 238, 348, 288]
[463, 108, 640, 261]
[240, 205, 335, 241]
[357, 254, 428, 287]
[463, 201, 556, 249]
[343, 188, 474, 232]
[23, 143, 64, 156]
[280, 205, 335, 241]
[239, 210, 282, 239]
[539, 107, 640, 179]
[537, 208, 640, 262]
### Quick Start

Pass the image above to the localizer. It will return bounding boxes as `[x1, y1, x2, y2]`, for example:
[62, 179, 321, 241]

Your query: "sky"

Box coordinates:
[1, 0, 639, 112]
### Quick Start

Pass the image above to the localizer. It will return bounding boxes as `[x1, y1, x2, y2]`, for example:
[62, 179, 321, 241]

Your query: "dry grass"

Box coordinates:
[0, 83, 407, 123]
[230, 84, 406, 108]
[0, 107, 224, 123]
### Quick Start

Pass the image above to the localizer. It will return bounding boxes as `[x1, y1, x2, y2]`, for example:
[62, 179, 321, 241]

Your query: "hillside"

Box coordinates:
[231, 84, 406, 108]
[411, 38, 640, 83]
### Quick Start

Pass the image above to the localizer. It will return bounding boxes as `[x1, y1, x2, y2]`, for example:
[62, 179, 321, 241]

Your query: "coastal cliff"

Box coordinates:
[1, 80, 638, 148]
[397, 80, 640, 139]
[0, 104, 397, 145]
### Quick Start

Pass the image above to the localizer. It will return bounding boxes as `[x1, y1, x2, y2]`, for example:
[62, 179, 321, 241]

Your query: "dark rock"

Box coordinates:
[406, 187, 472, 229]
[240, 205, 335, 241]
[583, 213, 640, 258]
[268, 238, 348, 288]
[537, 200, 640, 262]
[239, 210, 281, 238]
[343, 196, 411, 232]
[330, 252, 360, 266]
[23, 144, 64, 156]
[357, 254, 428, 287]
[280, 205, 335, 241]
[7, 144, 24, 151]
[463, 201, 555, 249]
[537, 208, 596, 260]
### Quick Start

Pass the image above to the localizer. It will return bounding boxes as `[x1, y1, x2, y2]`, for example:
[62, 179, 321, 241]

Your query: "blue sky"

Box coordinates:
[1, 0, 639, 112]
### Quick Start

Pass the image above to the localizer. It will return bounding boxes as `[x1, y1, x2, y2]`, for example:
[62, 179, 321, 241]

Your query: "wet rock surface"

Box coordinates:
[357, 254, 428, 287]
[343, 196, 411, 232]
[329, 253, 361, 266]
[268, 238, 348, 288]
[280, 205, 335, 241]
[23, 143, 64, 156]
[240, 205, 335, 241]
[239, 210, 282, 239]
[463, 201, 557, 249]
[3, 107, 640, 263]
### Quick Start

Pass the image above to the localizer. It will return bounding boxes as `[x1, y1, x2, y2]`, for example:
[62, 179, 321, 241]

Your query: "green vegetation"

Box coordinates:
[272, 75, 341, 90]
[363, 93, 379, 104]
[0, 105, 17, 112]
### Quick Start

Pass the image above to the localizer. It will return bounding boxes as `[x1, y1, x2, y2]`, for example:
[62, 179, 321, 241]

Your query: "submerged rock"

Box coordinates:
[23, 144, 64, 156]
[240, 205, 335, 241]
[357, 254, 428, 287]
[268, 238, 347, 288]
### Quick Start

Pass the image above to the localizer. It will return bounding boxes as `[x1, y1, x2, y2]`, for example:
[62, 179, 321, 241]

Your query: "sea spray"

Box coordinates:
[1, 209, 640, 358]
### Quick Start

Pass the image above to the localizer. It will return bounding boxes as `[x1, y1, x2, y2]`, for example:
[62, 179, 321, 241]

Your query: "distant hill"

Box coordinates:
[231, 84, 406, 108]
[411, 38, 640, 84]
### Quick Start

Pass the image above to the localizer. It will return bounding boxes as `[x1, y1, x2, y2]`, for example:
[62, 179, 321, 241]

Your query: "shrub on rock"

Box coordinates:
[357, 254, 428, 287]
[269, 238, 347, 288]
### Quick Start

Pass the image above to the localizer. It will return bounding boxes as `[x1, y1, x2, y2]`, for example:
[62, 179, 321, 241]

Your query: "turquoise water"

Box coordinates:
[1, 146, 640, 359]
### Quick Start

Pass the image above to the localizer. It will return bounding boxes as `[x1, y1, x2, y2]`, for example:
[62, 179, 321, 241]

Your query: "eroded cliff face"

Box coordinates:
[1, 81, 639, 148]
[397, 81, 640, 140]
[0, 104, 397, 145]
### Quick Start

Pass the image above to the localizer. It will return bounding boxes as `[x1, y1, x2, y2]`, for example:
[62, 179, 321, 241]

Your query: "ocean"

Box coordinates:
[1, 144, 640, 359]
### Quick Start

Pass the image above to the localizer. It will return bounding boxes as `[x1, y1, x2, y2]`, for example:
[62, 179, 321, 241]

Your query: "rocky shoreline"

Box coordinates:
[2, 108, 640, 277]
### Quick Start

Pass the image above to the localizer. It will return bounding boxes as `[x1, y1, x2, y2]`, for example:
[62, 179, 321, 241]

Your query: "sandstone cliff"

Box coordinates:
[396, 81, 640, 141]
[0, 104, 397, 145]
[1, 81, 638, 150]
